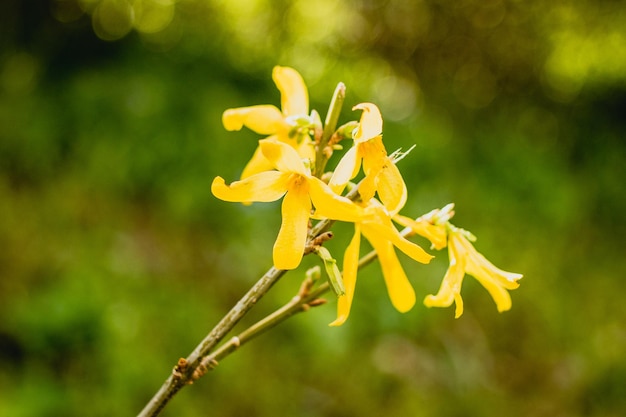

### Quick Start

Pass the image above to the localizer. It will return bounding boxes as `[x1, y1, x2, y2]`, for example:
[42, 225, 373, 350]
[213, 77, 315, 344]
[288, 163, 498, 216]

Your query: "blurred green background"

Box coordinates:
[1, 0, 625, 416]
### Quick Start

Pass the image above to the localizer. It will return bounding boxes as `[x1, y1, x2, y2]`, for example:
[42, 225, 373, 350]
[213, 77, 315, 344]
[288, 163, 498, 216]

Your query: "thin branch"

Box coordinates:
[137, 266, 286, 417]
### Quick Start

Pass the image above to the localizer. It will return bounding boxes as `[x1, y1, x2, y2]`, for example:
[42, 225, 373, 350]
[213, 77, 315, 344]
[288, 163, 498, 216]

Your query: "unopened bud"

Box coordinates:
[316, 246, 345, 296]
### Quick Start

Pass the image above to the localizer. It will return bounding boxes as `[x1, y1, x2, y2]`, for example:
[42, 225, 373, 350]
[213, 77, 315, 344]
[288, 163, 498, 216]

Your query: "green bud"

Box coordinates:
[335, 121, 359, 141]
[316, 246, 345, 296]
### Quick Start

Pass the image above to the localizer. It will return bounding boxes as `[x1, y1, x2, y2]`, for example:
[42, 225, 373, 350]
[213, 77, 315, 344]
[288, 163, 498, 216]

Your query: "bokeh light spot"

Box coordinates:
[92, 0, 135, 41]
[133, 0, 175, 34]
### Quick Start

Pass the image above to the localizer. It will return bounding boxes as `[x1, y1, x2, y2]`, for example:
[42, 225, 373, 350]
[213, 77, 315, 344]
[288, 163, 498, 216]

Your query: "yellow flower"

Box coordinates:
[424, 226, 523, 318]
[330, 200, 433, 326]
[328, 103, 408, 215]
[211, 139, 364, 270]
[222, 66, 316, 179]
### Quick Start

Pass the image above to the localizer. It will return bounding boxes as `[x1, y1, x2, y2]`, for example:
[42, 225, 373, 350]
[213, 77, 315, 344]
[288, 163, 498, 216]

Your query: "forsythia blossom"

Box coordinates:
[396, 204, 522, 318]
[222, 66, 316, 179]
[423, 224, 523, 318]
[211, 139, 363, 270]
[212, 66, 523, 325]
[329, 103, 407, 215]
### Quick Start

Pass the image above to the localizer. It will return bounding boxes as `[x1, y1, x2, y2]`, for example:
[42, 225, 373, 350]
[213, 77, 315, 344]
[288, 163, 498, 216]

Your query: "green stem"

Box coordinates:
[315, 82, 346, 177]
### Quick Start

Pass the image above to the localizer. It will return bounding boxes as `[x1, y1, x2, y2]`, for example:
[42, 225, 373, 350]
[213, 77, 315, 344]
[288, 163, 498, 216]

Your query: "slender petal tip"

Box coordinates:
[352, 103, 383, 142]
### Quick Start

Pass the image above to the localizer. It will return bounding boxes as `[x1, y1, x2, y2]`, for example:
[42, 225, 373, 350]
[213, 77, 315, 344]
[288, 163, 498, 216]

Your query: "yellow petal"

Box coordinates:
[329, 226, 361, 327]
[466, 252, 523, 290]
[467, 254, 523, 289]
[358, 171, 378, 203]
[328, 146, 360, 195]
[308, 177, 365, 222]
[423, 269, 465, 318]
[296, 138, 316, 164]
[450, 233, 522, 312]
[240, 144, 275, 179]
[452, 233, 522, 288]
[223, 105, 286, 134]
[259, 139, 307, 175]
[424, 242, 466, 317]
[211, 172, 288, 203]
[359, 138, 387, 203]
[360, 136, 387, 174]
[363, 227, 416, 313]
[273, 186, 311, 270]
[273, 66, 308, 116]
[352, 103, 383, 143]
[470, 273, 513, 312]
[364, 210, 433, 264]
[376, 159, 408, 215]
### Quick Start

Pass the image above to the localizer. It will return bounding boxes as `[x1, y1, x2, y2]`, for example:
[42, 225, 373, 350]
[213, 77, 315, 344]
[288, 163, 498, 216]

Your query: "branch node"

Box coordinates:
[304, 231, 334, 255]
[231, 336, 241, 348]
[172, 357, 189, 380]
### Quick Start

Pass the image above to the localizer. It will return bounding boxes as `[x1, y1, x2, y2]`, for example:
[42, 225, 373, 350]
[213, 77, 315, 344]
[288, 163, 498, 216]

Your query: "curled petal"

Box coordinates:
[363, 227, 416, 313]
[424, 268, 465, 318]
[376, 160, 407, 215]
[452, 232, 523, 289]
[452, 233, 523, 312]
[308, 177, 365, 222]
[273, 187, 311, 270]
[424, 242, 466, 318]
[328, 146, 360, 195]
[353, 103, 383, 143]
[211, 172, 288, 203]
[273, 66, 309, 116]
[259, 139, 307, 175]
[330, 226, 361, 327]
[223, 105, 285, 134]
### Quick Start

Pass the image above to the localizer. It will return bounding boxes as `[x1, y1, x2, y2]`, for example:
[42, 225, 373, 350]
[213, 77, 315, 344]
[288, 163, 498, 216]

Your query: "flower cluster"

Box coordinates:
[211, 66, 522, 325]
